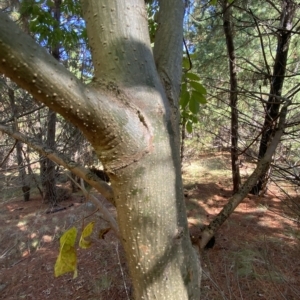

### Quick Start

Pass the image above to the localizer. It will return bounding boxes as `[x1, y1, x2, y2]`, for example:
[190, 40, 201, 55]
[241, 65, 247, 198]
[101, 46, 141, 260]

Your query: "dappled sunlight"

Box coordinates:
[16, 220, 28, 231]
[0, 192, 130, 299]
[42, 235, 53, 243]
[183, 153, 300, 299]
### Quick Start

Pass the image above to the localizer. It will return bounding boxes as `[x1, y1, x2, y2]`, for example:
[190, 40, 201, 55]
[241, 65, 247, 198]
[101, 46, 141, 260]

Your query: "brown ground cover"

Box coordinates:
[0, 153, 299, 299]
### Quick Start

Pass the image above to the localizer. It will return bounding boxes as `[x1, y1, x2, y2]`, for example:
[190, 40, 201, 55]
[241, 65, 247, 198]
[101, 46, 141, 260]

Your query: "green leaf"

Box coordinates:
[181, 110, 190, 119]
[186, 121, 193, 133]
[189, 98, 200, 114]
[191, 90, 207, 104]
[189, 81, 207, 95]
[46, 0, 54, 8]
[210, 0, 217, 5]
[191, 115, 199, 123]
[32, 4, 40, 15]
[180, 90, 190, 108]
[181, 82, 187, 93]
[186, 72, 200, 81]
[182, 57, 190, 70]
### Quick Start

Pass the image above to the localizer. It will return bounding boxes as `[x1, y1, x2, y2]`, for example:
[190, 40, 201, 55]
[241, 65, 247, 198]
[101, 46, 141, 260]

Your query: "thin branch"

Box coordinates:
[183, 37, 192, 72]
[0, 140, 17, 168]
[0, 104, 45, 125]
[67, 174, 119, 236]
[0, 124, 114, 204]
[250, 9, 272, 77]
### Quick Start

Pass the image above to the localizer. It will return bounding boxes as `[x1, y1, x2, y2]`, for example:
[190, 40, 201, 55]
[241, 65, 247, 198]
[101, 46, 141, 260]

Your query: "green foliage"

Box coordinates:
[180, 60, 207, 133]
[210, 0, 234, 4]
[146, 1, 158, 43]
[20, 0, 85, 50]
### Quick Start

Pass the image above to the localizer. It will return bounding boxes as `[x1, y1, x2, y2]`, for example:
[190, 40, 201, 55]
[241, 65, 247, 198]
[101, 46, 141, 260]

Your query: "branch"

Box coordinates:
[0, 12, 88, 125]
[153, 0, 185, 106]
[0, 124, 115, 204]
[249, 9, 272, 77]
[68, 175, 119, 237]
[0, 140, 17, 168]
[0, 12, 151, 168]
[200, 99, 291, 249]
[0, 104, 46, 125]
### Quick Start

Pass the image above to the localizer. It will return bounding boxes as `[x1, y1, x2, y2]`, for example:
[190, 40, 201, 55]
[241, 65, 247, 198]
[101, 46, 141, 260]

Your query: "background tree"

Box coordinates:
[222, 0, 241, 193]
[187, 0, 300, 190]
[251, 0, 296, 195]
[182, 0, 300, 245]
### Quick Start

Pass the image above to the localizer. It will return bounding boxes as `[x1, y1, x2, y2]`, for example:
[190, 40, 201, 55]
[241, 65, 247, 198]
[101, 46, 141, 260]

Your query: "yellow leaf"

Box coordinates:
[54, 227, 77, 278]
[79, 221, 95, 249]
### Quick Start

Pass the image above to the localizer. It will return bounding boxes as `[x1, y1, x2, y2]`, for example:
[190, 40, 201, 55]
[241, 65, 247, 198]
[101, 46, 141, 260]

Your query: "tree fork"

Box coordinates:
[0, 1, 201, 298]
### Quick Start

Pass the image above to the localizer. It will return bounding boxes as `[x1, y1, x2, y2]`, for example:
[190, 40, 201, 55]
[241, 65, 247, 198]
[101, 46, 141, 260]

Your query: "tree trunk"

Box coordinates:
[41, 109, 57, 204]
[223, 0, 241, 193]
[200, 100, 290, 248]
[8, 87, 30, 201]
[251, 0, 295, 195]
[0, 0, 201, 298]
[41, 0, 61, 205]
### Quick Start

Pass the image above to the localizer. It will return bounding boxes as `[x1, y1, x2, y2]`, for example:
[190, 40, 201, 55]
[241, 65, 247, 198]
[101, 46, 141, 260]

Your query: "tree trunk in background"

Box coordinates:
[251, 0, 295, 195]
[201, 100, 290, 248]
[8, 87, 30, 201]
[41, 0, 61, 205]
[0, 0, 201, 298]
[223, 0, 241, 193]
[41, 109, 57, 204]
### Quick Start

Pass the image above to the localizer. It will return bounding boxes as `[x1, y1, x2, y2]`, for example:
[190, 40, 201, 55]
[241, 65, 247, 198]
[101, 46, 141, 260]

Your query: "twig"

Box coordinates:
[262, 236, 288, 300]
[236, 271, 244, 300]
[0, 140, 17, 168]
[201, 268, 228, 300]
[0, 242, 18, 259]
[115, 242, 130, 300]
[183, 37, 192, 71]
[66, 173, 119, 237]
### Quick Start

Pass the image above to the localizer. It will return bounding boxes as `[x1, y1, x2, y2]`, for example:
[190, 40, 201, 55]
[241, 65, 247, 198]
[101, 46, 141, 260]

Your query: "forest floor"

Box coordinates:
[0, 152, 299, 300]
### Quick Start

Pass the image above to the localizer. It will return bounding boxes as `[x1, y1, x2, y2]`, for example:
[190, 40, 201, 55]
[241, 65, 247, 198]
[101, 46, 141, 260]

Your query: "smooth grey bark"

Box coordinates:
[154, 0, 185, 136]
[0, 0, 201, 298]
